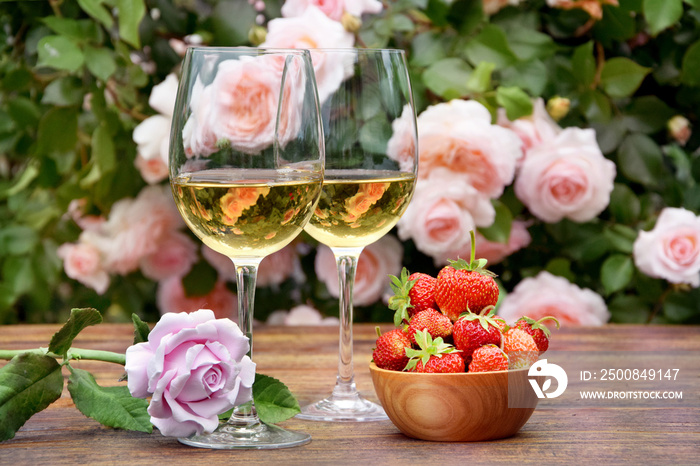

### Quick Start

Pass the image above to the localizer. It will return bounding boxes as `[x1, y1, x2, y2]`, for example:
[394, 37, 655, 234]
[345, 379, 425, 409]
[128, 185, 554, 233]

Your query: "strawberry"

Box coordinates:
[372, 328, 411, 371]
[452, 307, 502, 361]
[405, 329, 464, 373]
[468, 344, 509, 372]
[434, 232, 499, 321]
[492, 315, 508, 333]
[406, 308, 452, 345]
[407, 272, 437, 315]
[501, 328, 539, 370]
[513, 316, 560, 353]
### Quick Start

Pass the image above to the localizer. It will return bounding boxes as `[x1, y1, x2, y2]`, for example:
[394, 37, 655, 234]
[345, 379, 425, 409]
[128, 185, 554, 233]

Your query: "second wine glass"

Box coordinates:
[297, 48, 418, 422]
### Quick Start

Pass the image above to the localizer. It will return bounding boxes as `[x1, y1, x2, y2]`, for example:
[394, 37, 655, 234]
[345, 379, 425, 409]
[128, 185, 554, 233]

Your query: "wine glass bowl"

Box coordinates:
[297, 48, 418, 422]
[169, 47, 323, 448]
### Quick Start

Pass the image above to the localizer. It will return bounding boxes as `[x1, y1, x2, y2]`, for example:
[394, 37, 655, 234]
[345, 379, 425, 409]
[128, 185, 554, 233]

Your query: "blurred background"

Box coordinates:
[2, 0, 700, 326]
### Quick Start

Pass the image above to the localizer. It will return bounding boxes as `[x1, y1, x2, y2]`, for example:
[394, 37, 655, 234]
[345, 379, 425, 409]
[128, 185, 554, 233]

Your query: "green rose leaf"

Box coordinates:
[496, 86, 533, 120]
[622, 96, 675, 133]
[48, 308, 103, 356]
[78, 0, 115, 28]
[617, 133, 664, 186]
[545, 258, 575, 282]
[3, 256, 35, 296]
[37, 35, 84, 73]
[117, 0, 146, 48]
[478, 200, 512, 244]
[504, 28, 556, 62]
[252, 374, 301, 424]
[410, 32, 448, 67]
[608, 295, 650, 323]
[422, 57, 472, 99]
[131, 314, 150, 344]
[67, 368, 152, 433]
[0, 225, 39, 256]
[608, 183, 640, 224]
[92, 125, 116, 174]
[85, 46, 117, 81]
[0, 353, 64, 442]
[643, 0, 683, 36]
[182, 261, 218, 297]
[36, 107, 78, 155]
[463, 25, 517, 70]
[41, 76, 85, 107]
[600, 57, 651, 98]
[572, 41, 596, 88]
[466, 61, 495, 93]
[681, 40, 700, 87]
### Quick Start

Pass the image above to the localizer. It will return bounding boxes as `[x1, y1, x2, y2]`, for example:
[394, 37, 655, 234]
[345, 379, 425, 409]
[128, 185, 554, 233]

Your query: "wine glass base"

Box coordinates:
[297, 394, 389, 422]
[178, 421, 311, 449]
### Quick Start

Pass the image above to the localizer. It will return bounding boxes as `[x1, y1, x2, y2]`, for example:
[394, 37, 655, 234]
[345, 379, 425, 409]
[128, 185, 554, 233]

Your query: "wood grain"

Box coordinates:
[0, 324, 698, 464]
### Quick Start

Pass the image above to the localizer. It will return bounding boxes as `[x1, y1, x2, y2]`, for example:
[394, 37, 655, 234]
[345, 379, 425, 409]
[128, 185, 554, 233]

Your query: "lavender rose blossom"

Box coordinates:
[125, 309, 255, 437]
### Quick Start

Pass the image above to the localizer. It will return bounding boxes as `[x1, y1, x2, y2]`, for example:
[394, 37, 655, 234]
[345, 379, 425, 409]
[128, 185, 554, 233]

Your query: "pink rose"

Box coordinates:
[281, 0, 383, 20]
[514, 127, 616, 223]
[140, 231, 199, 281]
[96, 186, 183, 275]
[497, 271, 610, 326]
[182, 79, 218, 158]
[205, 57, 285, 154]
[134, 154, 169, 184]
[633, 207, 700, 287]
[386, 105, 417, 173]
[57, 239, 110, 294]
[397, 168, 495, 264]
[266, 305, 340, 325]
[315, 235, 403, 306]
[202, 243, 300, 287]
[125, 309, 255, 437]
[498, 98, 561, 153]
[263, 7, 355, 102]
[474, 220, 532, 265]
[157, 277, 238, 320]
[132, 114, 170, 162]
[417, 100, 523, 198]
[66, 198, 104, 232]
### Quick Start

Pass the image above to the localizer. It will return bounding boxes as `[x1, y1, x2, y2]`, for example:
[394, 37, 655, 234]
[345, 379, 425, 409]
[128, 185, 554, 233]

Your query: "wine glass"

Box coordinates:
[297, 48, 418, 421]
[169, 47, 324, 448]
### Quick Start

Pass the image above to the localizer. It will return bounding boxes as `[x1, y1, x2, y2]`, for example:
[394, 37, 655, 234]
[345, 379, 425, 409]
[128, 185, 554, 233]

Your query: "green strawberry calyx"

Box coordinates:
[388, 267, 417, 327]
[448, 230, 497, 278]
[404, 329, 460, 371]
[458, 305, 501, 332]
[517, 315, 560, 338]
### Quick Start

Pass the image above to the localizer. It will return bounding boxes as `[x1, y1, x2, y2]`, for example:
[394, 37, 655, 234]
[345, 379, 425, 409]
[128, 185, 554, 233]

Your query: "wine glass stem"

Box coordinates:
[332, 247, 363, 396]
[231, 257, 263, 425]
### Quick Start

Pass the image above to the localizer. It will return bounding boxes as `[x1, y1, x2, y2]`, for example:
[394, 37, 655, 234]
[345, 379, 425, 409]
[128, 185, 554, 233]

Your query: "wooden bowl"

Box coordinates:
[369, 362, 539, 442]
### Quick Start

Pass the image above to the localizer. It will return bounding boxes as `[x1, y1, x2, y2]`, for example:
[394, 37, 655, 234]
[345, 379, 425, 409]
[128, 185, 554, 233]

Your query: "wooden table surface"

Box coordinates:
[0, 323, 698, 465]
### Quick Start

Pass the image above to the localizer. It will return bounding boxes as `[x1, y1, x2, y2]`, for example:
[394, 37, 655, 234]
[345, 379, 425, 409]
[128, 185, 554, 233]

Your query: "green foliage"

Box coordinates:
[1, 0, 700, 326]
[48, 307, 102, 355]
[251, 374, 301, 424]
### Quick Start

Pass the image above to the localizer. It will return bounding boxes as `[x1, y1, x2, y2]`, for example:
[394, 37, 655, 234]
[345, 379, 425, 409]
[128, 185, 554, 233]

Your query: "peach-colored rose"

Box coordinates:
[98, 186, 184, 275]
[57, 239, 110, 294]
[497, 271, 610, 326]
[281, 0, 382, 20]
[258, 244, 300, 287]
[474, 220, 532, 265]
[341, 182, 389, 223]
[633, 207, 700, 287]
[266, 305, 339, 325]
[66, 198, 104, 232]
[202, 243, 300, 287]
[315, 235, 403, 306]
[134, 154, 169, 184]
[157, 277, 238, 320]
[483, 0, 523, 15]
[386, 105, 417, 173]
[263, 7, 354, 103]
[220, 186, 271, 225]
[140, 231, 199, 281]
[397, 168, 495, 264]
[498, 98, 561, 154]
[417, 99, 523, 198]
[547, 0, 618, 20]
[205, 57, 285, 154]
[514, 127, 616, 223]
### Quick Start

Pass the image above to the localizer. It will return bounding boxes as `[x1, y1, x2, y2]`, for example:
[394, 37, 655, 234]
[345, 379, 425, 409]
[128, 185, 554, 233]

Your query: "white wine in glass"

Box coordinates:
[297, 48, 418, 422]
[169, 47, 324, 448]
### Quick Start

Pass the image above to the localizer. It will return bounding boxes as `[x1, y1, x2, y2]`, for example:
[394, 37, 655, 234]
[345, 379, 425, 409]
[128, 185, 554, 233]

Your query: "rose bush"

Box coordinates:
[2, 0, 700, 326]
